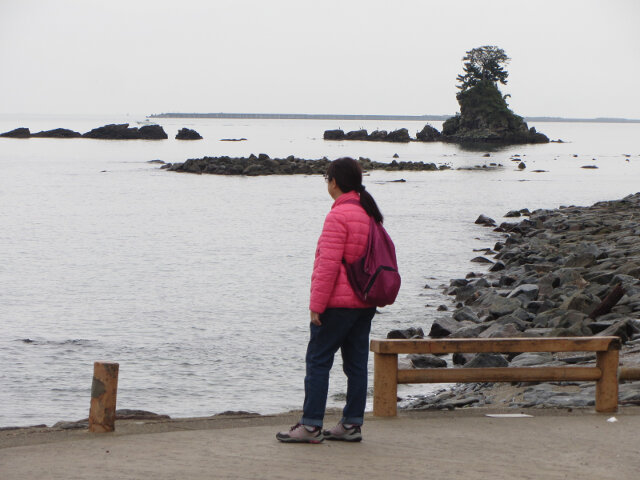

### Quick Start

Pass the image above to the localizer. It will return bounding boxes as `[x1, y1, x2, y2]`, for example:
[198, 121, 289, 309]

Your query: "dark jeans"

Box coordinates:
[301, 307, 376, 427]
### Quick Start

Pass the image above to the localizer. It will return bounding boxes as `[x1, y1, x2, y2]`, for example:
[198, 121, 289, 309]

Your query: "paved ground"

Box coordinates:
[1, 407, 639, 479]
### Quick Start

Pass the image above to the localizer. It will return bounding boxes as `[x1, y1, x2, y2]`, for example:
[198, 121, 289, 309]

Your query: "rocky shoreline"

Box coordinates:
[162, 154, 452, 176]
[394, 192, 640, 410]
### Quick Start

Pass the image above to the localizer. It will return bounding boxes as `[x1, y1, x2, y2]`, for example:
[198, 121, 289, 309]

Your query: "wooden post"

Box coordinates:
[373, 353, 398, 417]
[89, 361, 119, 432]
[595, 350, 618, 413]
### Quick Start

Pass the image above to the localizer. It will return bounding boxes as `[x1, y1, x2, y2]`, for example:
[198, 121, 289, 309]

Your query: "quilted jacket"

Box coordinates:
[309, 190, 373, 313]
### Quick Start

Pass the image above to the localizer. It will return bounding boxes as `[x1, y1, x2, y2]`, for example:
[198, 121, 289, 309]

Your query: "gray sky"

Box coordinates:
[1, 0, 638, 118]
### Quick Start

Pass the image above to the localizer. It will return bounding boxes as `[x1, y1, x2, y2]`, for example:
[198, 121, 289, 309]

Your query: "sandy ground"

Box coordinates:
[1, 407, 639, 480]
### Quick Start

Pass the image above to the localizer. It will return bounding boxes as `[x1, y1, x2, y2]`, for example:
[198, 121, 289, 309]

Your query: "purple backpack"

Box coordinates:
[342, 200, 401, 307]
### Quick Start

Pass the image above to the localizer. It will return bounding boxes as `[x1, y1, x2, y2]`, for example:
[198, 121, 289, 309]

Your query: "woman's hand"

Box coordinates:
[310, 310, 322, 326]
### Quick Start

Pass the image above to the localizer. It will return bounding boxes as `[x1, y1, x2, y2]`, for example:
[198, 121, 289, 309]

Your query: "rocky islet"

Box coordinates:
[163, 154, 451, 176]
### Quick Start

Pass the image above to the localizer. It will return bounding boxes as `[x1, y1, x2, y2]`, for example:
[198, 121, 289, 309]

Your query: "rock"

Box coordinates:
[505, 210, 521, 218]
[508, 284, 539, 301]
[565, 252, 596, 268]
[510, 352, 555, 367]
[139, 125, 168, 139]
[115, 409, 170, 420]
[387, 327, 425, 339]
[560, 293, 599, 314]
[465, 353, 509, 368]
[0, 127, 30, 138]
[408, 354, 447, 368]
[83, 123, 167, 140]
[441, 81, 549, 145]
[478, 322, 521, 338]
[471, 256, 494, 264]
[488, 296, 521, 318]
[452, 352, 474, 365]
[428, 317, 461, 338]
[595, 319, 634, 343]
[31, 128, 81, 138]
[437, 305, 448, 311]
[368, 130, 388, 141]
[385, 128, 411, 143]
[323, 129, 345, 140]
[175, 128, 203, 140]
[345, 129, 369, 140]
[474, 214, 496, 226]
[518, 162, 526, 170]
[452, 306, 481, 323]
[393, 153, 399, 158]
[489, 261, 506, 272]
[450, 324, 489, 338]
[415, 124, 442, 142]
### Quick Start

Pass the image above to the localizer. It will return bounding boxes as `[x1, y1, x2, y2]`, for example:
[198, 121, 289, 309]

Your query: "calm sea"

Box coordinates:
[1, 114, 638, 427]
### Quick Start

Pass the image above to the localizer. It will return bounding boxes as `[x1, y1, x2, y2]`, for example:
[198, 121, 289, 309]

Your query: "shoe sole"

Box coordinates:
[323, 434, 362, 442]
[276, 435, 324, 444]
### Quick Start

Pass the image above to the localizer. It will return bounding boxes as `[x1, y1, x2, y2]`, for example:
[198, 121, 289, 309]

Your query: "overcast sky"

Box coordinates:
[1, 0, 638, 118]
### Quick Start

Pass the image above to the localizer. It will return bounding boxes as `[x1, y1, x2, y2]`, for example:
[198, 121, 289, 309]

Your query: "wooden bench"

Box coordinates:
[370, 336, 621, 415]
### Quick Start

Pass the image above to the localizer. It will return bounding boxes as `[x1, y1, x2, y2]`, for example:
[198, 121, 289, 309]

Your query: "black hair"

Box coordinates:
[325, 157, 384, 224]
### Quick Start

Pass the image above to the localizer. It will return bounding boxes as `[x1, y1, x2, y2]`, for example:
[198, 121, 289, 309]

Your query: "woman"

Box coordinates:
[277, 157, 385, 444]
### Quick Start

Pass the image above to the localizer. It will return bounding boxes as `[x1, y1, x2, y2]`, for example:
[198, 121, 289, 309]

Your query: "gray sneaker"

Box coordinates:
[276, 423, 324, 443]
[322, 423, 362, 442]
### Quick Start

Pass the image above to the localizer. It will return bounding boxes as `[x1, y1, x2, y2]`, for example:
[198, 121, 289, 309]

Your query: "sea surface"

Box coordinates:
[1, 114, 639, 427]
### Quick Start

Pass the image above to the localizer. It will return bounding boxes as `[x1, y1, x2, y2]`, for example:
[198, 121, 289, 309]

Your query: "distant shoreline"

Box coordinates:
[148, 112, 640, 123]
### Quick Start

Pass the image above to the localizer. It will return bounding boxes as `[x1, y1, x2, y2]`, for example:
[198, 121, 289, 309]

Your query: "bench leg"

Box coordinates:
[373, 353, 398, 417]
[596, 350, 619, 413]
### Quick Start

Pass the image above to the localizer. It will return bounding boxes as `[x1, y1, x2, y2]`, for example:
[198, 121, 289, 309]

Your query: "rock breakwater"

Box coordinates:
[398, 192, 640, 410]
[163, 155, 450, 176]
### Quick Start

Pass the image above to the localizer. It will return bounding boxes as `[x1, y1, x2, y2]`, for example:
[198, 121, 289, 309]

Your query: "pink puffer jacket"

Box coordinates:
[309, 190, 373, 313]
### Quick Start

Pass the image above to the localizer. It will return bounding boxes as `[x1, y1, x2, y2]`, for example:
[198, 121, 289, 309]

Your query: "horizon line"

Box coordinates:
[148, 112, 640, 123]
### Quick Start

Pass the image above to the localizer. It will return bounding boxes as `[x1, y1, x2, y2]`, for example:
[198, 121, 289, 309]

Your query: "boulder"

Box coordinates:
[465, 353, 509, 368]
[345, 129, 368, 140]
[138, 125, 168, 139]
[385, 128, 411, 143]
[323, 129, 345, 140]
[508, 284, 539, 301]
[475, 214, 496, 227]
[510, 352, 555, 367]
[387, 327, 425, 339]
[471, 256, 494, 264]
[488, 296, 522, 318]
[408, 354, 447, 368]
[175, 128, 202, 140]
[416, 124, 442, 142]
[452, 306, 481, 323]
[31, 128, 81, 138]
[368, 130, 388, 141]
[450, 323, 489, 338]
[0, 127, 30, 138]
[478, 322, 521, 338]
[428, 317, 461, 338]
[452, 352, 474, 365]
[83, 123, 167, 140]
